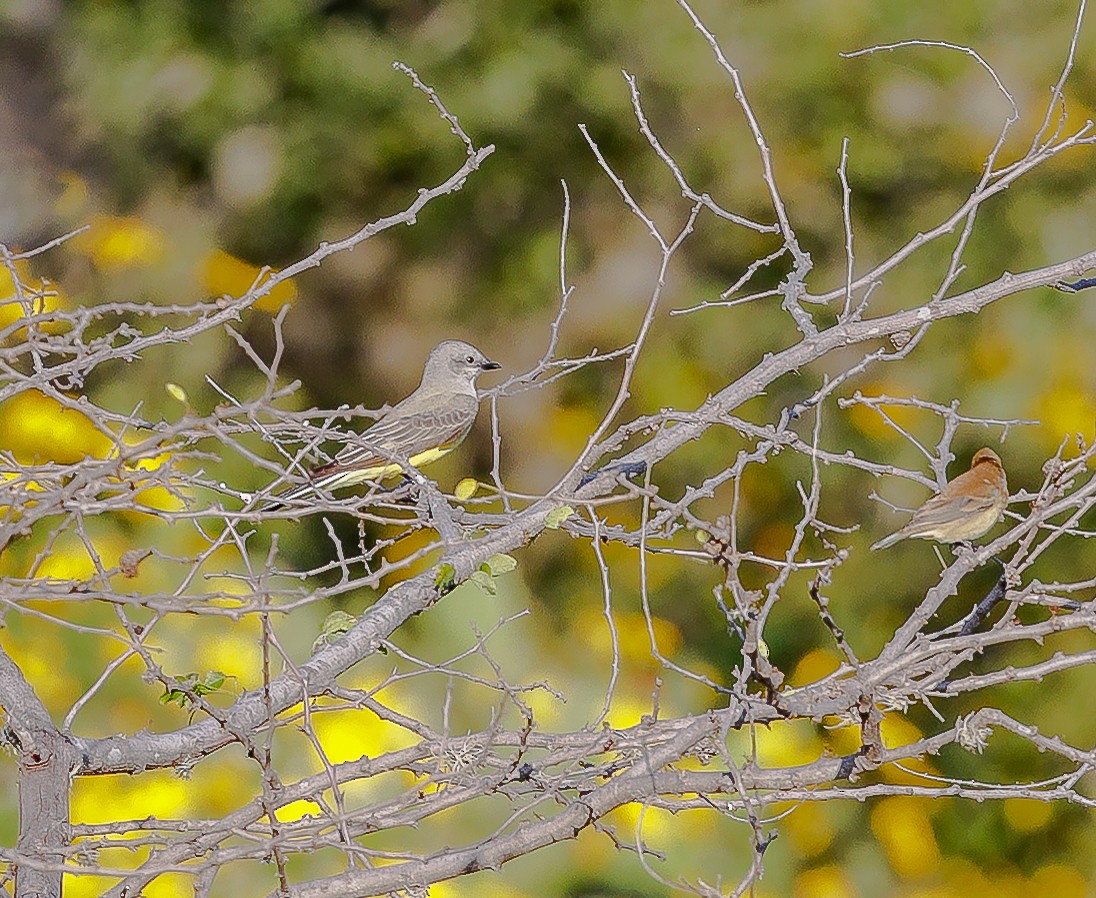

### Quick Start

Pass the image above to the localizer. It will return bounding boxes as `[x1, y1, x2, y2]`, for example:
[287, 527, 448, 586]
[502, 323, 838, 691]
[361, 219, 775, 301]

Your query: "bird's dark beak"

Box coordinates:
[481, 359, 502, 371]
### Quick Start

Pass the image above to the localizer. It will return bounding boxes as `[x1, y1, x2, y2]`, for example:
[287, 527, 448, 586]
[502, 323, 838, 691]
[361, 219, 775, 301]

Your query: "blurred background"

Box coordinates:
[1, 0, 1096, 896]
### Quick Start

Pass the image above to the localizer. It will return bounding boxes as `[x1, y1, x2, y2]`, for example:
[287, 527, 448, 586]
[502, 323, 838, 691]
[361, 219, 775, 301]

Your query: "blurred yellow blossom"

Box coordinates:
[0, 258, 62, 331]
[871, 796, 940, 878]
[793, 865, 856, 898]
[1036, 380, 1095, 445]
[0, 390, 112, 463]
[783, 801, 836, 857]
[202, 249, 297, 313]
[77, 215, 166, 271]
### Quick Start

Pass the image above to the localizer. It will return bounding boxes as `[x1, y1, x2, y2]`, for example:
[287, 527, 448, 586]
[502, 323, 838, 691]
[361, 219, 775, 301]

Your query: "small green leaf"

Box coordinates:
[165, 382, 188, 404]
[545, 504, 575, 530]
[160, 670, 228, 709]
[434, 563, 456, 591]
[470, 570, 496, 594]
[454, 478, 479, 501]
[200, 670, 227, 692]
[313, 611, 357, 651]
[482, 553, 517, 577]
[160, 688, 185, 707]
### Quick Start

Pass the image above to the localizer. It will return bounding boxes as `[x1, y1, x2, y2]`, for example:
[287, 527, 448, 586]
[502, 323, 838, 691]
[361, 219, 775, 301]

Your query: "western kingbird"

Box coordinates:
[273, 339, 500, 504]
[871, 447, 1008, 550]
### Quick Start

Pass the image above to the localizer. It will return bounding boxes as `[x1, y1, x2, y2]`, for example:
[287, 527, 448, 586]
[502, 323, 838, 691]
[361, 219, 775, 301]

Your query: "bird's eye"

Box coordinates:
[466, 355, 474, 363]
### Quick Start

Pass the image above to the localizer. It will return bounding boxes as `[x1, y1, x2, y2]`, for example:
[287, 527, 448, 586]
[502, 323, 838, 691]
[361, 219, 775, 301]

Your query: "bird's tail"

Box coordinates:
[259, 476, 333, 511]
[259, 466, 400, 511]
[260, 482, 313, 511]
[870, 530, 907, 551]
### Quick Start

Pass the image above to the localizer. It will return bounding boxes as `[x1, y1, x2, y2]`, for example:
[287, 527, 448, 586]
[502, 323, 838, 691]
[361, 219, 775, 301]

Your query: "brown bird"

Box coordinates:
[871, 447, 1009, 551]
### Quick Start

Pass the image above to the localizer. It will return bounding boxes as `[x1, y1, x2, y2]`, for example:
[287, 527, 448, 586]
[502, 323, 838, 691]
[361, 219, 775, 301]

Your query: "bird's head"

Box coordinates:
[971, 447, 1003, 468]
[422, 340, 501, 390]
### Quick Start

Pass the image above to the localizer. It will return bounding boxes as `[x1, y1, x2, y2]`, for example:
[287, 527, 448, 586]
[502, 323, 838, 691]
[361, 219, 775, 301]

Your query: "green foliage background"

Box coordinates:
[1, 0, 1096, 896]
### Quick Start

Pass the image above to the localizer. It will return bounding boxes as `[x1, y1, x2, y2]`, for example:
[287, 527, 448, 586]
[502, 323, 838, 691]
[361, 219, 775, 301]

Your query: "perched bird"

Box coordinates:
[273, 339, 500, 504]
[870, 447, 1009, 551]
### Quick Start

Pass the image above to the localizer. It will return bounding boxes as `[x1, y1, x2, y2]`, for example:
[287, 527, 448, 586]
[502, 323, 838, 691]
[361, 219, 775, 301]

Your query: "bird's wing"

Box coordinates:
[315, 393, 479, 476]
[905, 489, 1000, 529]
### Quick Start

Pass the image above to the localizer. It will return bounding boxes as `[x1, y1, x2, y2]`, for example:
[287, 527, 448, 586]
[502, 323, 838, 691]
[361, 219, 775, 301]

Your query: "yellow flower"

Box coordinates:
[77, 215, 166, 271]
[201, 249, 297, 313]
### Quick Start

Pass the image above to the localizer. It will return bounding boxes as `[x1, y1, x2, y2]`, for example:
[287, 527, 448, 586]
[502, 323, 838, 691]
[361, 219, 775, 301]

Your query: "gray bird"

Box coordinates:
[274, 339, 500, 504]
